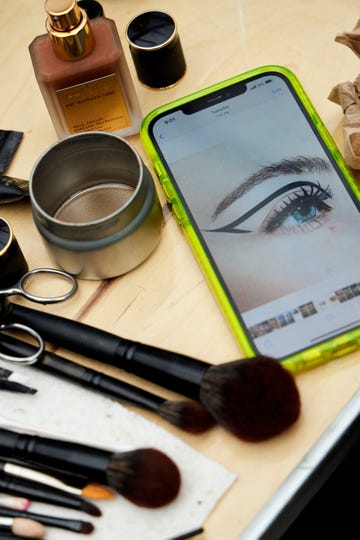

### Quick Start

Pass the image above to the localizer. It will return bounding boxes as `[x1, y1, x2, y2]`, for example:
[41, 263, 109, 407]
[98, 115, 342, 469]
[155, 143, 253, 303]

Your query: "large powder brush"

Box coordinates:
[9, 304, 301, 441]
[0, 427, 181, 508]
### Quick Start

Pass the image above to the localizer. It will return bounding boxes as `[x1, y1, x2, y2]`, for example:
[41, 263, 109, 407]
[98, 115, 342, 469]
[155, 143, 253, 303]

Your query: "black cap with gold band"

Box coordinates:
[0, 218, 28, 289]
[126, 11, 186, 89]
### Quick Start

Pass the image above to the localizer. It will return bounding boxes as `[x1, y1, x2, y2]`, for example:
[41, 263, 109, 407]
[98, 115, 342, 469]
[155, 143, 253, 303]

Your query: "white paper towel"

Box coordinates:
[0, 362, 236, 539]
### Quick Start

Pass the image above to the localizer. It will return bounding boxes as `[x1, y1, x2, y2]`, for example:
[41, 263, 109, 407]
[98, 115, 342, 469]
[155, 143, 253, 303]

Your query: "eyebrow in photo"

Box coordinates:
[212, 155, 331, 220]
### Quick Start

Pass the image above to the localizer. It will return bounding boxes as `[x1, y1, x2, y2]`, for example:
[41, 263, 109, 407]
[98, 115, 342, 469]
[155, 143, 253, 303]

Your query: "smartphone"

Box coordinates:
[140, 65, 360, 372]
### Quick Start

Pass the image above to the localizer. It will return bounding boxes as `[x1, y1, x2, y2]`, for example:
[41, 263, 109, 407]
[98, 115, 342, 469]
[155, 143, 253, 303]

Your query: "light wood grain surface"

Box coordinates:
[1, 1, 360, 539]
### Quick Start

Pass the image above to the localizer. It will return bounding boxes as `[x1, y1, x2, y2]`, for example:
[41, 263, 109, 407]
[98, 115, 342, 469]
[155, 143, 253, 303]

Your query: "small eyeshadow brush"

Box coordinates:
[0, 475, 101, 516]
[0, 506, 93, 535]
[0, 334, 215, 434]
[9, 303, 301, 441]
[0, 516, 45, 539]
[0, 427, 181, 508]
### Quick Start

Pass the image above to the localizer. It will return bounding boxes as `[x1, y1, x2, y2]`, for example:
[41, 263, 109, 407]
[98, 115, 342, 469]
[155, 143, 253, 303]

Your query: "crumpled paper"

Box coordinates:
[328, 75, 360, 169]
[0, 361, 237, 540]
[329, 19, 360, 169]
[335, 18, 360, 58]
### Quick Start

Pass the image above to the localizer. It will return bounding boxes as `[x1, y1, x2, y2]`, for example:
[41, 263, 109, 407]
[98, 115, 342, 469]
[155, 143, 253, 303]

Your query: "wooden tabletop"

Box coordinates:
[1, 1, 360, 538]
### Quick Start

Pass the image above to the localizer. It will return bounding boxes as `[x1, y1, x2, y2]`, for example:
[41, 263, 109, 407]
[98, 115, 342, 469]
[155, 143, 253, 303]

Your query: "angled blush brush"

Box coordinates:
[0, 427, 181, 508]
[0, 506, 93, 534]
[0, 334, 216, 434]
[9, 303, 301, 441]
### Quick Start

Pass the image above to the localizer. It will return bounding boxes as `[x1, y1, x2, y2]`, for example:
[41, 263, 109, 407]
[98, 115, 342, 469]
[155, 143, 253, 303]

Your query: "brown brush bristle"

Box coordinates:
[107, 448, 181, 507]
[200, 356, 301, 441]
[158, 399, 216, 433]
[81, 521, 95, 534]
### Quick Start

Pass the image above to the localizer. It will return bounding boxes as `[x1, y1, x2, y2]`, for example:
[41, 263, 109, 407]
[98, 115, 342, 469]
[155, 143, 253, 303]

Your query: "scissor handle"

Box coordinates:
[1, 268, 78, 304]
[0, 323, 44, 365]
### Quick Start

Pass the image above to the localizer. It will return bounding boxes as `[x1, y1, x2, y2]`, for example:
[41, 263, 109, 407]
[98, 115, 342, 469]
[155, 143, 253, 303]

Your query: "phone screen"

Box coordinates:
[148, 72, 360, 359]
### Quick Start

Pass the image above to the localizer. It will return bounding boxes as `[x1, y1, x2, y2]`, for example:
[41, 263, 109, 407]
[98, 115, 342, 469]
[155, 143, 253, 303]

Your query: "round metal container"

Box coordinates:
[30, 132, 163, 279]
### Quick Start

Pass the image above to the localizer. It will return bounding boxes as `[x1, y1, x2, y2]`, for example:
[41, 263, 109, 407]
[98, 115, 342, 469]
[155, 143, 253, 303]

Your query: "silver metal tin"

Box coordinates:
[30, 132, 163, 279]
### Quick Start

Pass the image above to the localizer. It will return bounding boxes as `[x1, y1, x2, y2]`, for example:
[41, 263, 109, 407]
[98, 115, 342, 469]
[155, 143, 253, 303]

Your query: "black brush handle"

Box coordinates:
[6, 457, 89, 489]
[0, 505, 92, 533]
[0, 533, 35, 540]
[10, 304, 209, 399]
[0, 475, 86, 512]
[0, 428, 110, 484]
[0, 334, 165, 412]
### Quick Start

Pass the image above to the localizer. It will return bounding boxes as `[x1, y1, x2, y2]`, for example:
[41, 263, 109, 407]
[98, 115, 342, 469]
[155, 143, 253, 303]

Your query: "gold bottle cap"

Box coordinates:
[46, 0, 81, 31]
[45, 0, 95, 60]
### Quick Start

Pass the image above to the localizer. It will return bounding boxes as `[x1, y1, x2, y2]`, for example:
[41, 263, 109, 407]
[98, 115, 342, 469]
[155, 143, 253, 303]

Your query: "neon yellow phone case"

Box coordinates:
[141, 65, 360, 373]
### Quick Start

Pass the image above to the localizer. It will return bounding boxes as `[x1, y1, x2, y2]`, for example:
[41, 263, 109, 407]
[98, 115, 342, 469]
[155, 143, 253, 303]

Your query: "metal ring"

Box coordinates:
[0, 323, 44, 365]
[18, 268, 78, 304]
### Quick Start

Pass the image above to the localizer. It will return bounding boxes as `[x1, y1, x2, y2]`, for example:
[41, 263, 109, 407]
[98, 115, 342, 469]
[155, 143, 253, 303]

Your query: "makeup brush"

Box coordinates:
[0, 455, 114, 500]
[0, 516, 45, 539]
[0, 475, 101, 516]
[4, 457, 92, 490]
[0, 506, 93, 534]
[9, 303, 301, 441]
[0, 427, 181, 508]
[0, 495, 31, 511]
[0, 334, 215, 434]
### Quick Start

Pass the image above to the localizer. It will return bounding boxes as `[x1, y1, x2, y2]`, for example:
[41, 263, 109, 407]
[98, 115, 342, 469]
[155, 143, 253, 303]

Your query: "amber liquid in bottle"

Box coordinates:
[29, 1, 142, 139]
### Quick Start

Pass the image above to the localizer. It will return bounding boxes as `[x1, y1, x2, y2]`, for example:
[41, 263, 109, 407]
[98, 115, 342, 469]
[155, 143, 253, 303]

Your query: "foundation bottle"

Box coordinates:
[29, 0, 142, 139]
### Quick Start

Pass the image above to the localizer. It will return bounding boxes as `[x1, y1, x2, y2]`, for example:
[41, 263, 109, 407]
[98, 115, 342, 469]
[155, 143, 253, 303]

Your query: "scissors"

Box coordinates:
[0, 268, 77, 365]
